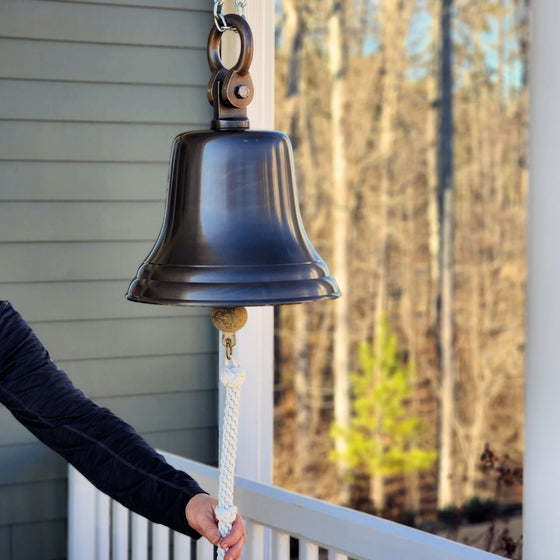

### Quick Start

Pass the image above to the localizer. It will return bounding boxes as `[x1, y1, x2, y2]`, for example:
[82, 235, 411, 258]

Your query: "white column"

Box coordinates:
[217, 0, 275, 486]
[218, 8, 275, 558]
[246, 0, 275, 131]
[233, 307, 274, 483]
[525, 2, 560, 559]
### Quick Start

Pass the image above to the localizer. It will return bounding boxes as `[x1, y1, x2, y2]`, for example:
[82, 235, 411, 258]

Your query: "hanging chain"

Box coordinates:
[213, 0, 247, 32]
[235, 0, 247, 19]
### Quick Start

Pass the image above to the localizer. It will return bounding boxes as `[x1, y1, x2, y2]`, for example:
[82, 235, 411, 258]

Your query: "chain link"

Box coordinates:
[213, 0, 247, 32]
[235, 0, 247, 19]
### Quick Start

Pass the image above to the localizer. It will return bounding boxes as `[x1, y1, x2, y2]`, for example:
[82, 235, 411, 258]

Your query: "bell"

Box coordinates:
[126, 15, 340, 307]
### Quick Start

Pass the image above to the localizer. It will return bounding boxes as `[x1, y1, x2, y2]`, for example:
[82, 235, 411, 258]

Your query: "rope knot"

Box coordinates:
[220, 364, 246, 388]
[215, 504, 238, 525]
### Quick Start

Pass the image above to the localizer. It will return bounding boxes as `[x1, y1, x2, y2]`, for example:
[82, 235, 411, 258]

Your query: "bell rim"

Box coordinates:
[126, 277, 341, 307]
[126, 293, 341, 307]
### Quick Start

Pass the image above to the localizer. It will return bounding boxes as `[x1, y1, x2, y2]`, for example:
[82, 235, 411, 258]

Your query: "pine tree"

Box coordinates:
[330, 316, 437, 512]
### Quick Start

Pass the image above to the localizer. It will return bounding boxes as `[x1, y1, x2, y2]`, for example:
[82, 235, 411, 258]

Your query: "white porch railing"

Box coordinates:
[68, 451, 502, 560]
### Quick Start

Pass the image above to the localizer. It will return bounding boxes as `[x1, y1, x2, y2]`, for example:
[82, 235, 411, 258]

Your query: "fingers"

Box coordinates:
[221, 513, 245, 548]
[223, 533, 247, 560]
[221, 515, 247, 560]
[202, 524, 221, 546]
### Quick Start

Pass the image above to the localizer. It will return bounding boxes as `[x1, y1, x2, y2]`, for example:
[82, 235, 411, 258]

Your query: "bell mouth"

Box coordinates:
[126, 261, 341, 306]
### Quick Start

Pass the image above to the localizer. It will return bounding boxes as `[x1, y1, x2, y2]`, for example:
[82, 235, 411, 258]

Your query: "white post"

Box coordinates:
[67, 467, 96, 560]
[232, 307, 274, 483]
[246, 0, 276, 132]
[525, 2, 560, 559]
[217, 0, 275, 486]
[217, 4, 275, 558]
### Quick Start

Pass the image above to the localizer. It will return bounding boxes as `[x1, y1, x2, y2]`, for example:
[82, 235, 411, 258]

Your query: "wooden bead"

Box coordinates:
[210, 306, 248, 333]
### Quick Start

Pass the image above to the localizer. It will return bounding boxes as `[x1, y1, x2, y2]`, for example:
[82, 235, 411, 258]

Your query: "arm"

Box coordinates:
[0, 301, 205, 538]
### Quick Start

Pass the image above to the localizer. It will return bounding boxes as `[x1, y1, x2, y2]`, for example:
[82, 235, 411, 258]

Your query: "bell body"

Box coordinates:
[127, 129, 340, 306]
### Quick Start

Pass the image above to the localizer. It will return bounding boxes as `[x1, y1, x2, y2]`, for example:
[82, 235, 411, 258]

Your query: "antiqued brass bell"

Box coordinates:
[126, 14, 340, 307]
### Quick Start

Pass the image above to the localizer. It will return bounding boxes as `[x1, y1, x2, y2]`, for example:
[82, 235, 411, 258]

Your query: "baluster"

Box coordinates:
[152, 524, 170, 560]
[271, 531, 290, 558]
[131, 513, 148, 560]
[96, 492, 110, 560]
[111, 502, 129, 560]
[299, 540, 319, 560]
[244, 521, 265, 559]
[67, 468, 96, 560]
[173, 532, 193, 560]
[196, 535, 215, 560]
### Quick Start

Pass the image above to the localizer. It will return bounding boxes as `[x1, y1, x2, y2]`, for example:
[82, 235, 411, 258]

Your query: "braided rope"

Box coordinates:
[215, 357, 246, 559]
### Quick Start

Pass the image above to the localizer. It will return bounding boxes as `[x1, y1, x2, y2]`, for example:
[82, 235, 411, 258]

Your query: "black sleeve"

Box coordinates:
[0, 301, 207, 539]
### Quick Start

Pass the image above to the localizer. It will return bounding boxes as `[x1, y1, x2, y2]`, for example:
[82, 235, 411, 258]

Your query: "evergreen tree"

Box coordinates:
[331, 316, 437, 510]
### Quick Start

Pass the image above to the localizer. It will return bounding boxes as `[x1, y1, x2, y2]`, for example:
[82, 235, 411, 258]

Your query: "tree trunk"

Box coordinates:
[329, 0, 351, 505]
[278, 0, 306, 140]
[437, 0, 457, 510]
[370, 472, 386, 515]
[371, 0, 416, 512]
[427, 0, 442, 325]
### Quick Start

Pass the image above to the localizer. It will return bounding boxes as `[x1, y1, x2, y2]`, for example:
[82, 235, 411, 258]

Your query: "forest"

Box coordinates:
[271, 0, 529, 540]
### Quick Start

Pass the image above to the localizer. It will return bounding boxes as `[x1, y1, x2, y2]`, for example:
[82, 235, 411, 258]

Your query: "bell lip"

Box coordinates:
[126, 276, 341, 307]
[126, 290, 341, 307]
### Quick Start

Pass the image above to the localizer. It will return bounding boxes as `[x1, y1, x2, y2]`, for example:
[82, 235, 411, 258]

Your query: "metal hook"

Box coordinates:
[224, 335, 234, 361]
[206, 14, 254, 128]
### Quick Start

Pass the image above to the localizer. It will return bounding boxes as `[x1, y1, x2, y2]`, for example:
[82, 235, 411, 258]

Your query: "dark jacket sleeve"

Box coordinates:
[0, 301, 207, 539]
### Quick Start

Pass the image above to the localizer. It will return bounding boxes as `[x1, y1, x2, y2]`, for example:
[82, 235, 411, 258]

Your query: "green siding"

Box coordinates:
[0, 39, 209, 84]
[0, 202, 166, 241]
[0, 81, 209, 123]
[0, 527, 9, 559]
[0, 1, 216, 558]
[0, 481, 67, 526]
[0, 2, 210, 47]
[0, 121, 195, 161]
[0, 283, 211, 320]
[0, 242, 159, 282]
[12, 520, 67, 560]
[0, 161, 170, 200]
[0, 445, 66, 486]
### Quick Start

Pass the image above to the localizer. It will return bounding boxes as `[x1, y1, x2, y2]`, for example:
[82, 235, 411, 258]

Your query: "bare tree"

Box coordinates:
[436, 0, 457, 509]
[328, 0, 352, 503]
[273, 0, 528, 520]
[370, 0, 416, 510]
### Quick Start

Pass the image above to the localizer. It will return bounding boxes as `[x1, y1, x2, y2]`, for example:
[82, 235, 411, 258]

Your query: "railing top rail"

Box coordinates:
[162, 452, 502, 560]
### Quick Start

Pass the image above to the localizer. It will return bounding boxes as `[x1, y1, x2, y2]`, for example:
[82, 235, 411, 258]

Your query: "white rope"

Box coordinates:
[215, 356, 246, 559]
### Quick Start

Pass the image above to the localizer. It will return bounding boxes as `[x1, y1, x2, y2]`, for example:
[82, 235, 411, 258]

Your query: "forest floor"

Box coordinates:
[437, 516, 523, 555]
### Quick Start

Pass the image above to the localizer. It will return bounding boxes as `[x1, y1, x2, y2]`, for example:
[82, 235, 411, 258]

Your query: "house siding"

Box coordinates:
[0, 1, 217, 558]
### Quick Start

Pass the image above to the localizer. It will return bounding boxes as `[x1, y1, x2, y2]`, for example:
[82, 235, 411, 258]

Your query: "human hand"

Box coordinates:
[185, 494, 247, 560]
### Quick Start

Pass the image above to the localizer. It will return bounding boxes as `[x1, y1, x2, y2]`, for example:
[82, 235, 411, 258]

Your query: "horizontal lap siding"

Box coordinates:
[0, 161, 170, 200]
[0, 202, 165, 241]
[0, 2, 209, 47]
[0, 81, 209, 123]
[0, 39, 209, 84]
[0, 122, 190, 161]
[41, 0, 205, 8]
[0, 1, 216, 558]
